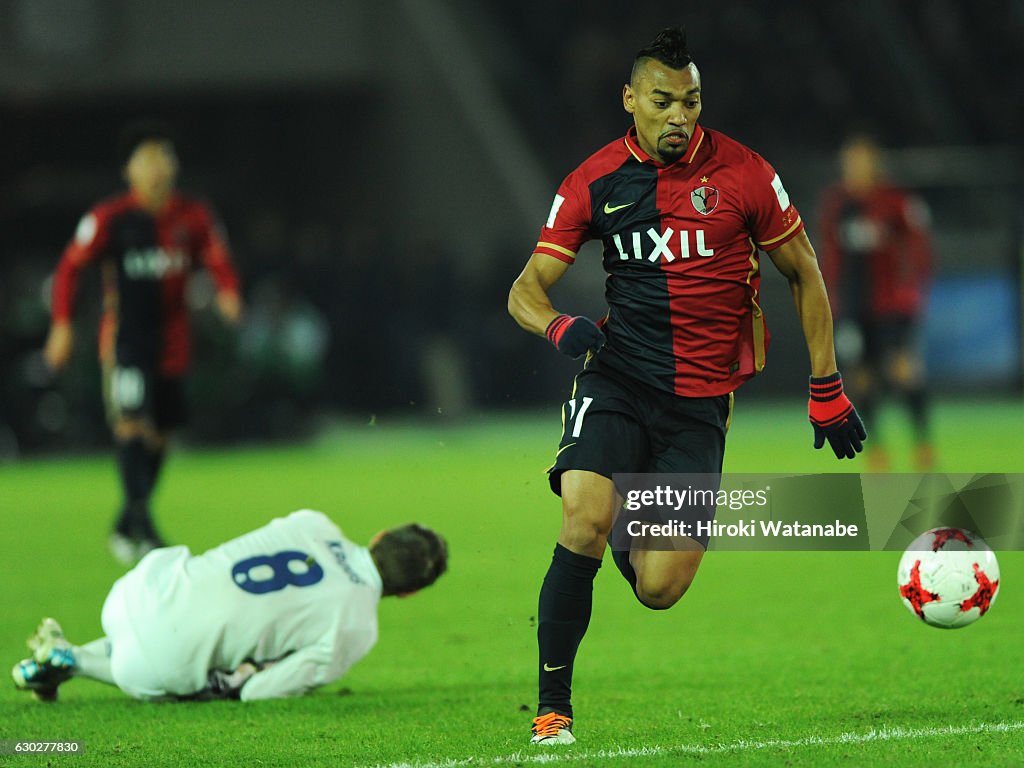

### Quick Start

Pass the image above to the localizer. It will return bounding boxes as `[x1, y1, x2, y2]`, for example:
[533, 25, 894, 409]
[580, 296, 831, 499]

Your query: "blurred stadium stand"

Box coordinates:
[0, 0, 1021, 456]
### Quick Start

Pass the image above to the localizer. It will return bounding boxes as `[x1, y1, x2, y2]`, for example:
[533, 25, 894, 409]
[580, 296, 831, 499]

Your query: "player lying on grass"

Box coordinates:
[12, 510, 447, 701]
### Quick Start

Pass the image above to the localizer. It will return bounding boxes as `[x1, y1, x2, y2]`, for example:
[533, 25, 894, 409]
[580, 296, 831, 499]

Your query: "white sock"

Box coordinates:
[73, 638, 115, 685]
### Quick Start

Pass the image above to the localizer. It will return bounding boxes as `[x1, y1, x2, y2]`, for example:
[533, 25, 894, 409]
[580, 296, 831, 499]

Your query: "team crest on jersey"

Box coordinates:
[690, 185, 719, 215]
[688, 184, 720, 214]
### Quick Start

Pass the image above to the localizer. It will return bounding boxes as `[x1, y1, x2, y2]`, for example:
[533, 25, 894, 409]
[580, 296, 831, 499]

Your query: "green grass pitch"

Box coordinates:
[1, 400, 1022, 767]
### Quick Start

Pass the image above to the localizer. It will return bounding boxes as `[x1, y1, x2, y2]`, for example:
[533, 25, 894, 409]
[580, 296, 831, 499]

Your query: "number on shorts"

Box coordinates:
[231, 550, 325, 595]
[112, 366, 145, 410]
[567, 396, 594, 438]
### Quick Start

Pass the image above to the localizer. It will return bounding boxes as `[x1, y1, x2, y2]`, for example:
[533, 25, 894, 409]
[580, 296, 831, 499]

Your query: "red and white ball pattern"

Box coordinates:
[897, 527, 1000, 629]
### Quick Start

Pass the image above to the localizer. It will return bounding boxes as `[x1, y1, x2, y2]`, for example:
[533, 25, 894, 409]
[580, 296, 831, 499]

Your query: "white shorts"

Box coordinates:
[101, 546, 204, 700]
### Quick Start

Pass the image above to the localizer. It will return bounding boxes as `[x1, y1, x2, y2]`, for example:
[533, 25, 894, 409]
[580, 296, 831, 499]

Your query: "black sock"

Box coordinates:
[858, 393, 877, 440]
[537, 544, 601, 719]
[906, 386, 930, 442]
[116, 438, 152, 533]
[610, 548, 637, 594]
[145, 445, 166, 492]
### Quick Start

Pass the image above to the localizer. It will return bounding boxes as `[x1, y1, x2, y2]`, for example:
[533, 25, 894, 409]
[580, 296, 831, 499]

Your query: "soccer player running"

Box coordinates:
[819, 134, 933, 471]
[42, 121, 242, 563]
[12, 511, 447, 702]
[508, 28, 866, 745]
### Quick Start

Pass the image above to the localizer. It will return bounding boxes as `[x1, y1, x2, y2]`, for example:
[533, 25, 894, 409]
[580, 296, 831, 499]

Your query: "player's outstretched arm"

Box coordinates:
[45, 251, 90, 372]
[195, 207, 243, 325]
[43, 321, 74, 372]
[239, 647, 332, 701]
[214, 290, 243, 326]
[45, 207, 112, 372]
[508, 253, 571, 335]
[767, 231, 836, 377]
[768, 232, 866, 459]
[508, 254, 604, 358]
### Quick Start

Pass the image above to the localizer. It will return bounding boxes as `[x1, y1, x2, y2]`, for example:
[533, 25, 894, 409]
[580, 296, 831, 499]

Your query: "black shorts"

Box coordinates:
[838, 316, 921, 368]
[103, 363, 187, 431]
[547, 359, 733, 496]
[863, 317, 920, 366]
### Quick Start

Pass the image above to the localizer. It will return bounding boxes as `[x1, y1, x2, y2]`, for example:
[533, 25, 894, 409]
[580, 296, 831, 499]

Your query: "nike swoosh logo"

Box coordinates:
[603, 201, 635, 214]
[543, 663, 567, 672]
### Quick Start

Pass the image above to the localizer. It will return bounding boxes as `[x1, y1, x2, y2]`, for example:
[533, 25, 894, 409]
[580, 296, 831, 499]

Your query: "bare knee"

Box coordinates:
[560, 494, 612, 556]
[633, 549, 703, 610]
[557, 471, 618, 558]
[113, 419, 165, 450]
[635, 574, 692, 610]
[887, 353, 920, 388]
[851, 367, 875, 397]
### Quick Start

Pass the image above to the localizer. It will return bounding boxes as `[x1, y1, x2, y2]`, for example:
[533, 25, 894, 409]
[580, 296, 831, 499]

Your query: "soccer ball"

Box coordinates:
[897, 527, 1000, 629]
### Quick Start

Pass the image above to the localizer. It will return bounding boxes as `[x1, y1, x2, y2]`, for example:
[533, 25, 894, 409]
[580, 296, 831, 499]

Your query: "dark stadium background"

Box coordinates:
[1, 0, 1020, 455]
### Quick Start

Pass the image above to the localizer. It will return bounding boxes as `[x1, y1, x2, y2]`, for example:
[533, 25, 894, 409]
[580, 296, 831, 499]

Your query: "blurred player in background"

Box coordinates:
[12, 510, 447, 702]
[509, 27, 865, 745]
[42, 120, 243, 563]
[819, 134, 933, 471]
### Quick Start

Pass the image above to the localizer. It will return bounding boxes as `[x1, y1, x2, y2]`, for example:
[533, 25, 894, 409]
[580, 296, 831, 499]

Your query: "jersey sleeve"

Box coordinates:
[745, 154, 804, 251]
[816, 186, 845, 314]
[532, 170, 593, 265]
[238, 645, 337, 701]
[51, 207, 112, 322]
[194, 204, 240, 296]
[898, 193, 933, 282]
[237, 589, 378, 701]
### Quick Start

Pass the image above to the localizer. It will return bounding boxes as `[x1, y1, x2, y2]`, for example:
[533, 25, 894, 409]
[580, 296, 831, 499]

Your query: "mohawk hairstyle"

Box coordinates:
[631, 27, 693, 83]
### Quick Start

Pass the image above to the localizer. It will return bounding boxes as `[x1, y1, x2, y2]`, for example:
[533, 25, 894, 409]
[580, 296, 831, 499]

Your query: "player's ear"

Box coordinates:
[623, 84, 636, 114]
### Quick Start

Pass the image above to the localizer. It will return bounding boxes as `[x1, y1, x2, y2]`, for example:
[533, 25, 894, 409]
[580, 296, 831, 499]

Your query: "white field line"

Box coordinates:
[366, 721, 1024, 768]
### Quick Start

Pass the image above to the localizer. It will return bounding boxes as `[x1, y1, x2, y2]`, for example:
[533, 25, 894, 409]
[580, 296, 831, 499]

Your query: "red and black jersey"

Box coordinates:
[51, 191, 240, 377]
[534, 124, 804, 398]
[818, 182, 931, 320]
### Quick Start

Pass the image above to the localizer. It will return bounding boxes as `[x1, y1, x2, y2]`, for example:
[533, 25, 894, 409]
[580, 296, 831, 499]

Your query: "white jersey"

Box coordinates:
[101, 510, 382, 701]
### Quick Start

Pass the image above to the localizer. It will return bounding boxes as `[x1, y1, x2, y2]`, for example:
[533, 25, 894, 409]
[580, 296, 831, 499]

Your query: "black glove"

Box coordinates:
[808, 372, 867, 459]
[545, 314, 605, 359]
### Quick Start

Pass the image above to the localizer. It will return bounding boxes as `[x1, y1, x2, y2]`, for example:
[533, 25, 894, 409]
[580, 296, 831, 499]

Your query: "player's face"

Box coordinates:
[840, 139, 882, 193]
[125, 140, 178, 206]
[623, 61, 702, 165]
